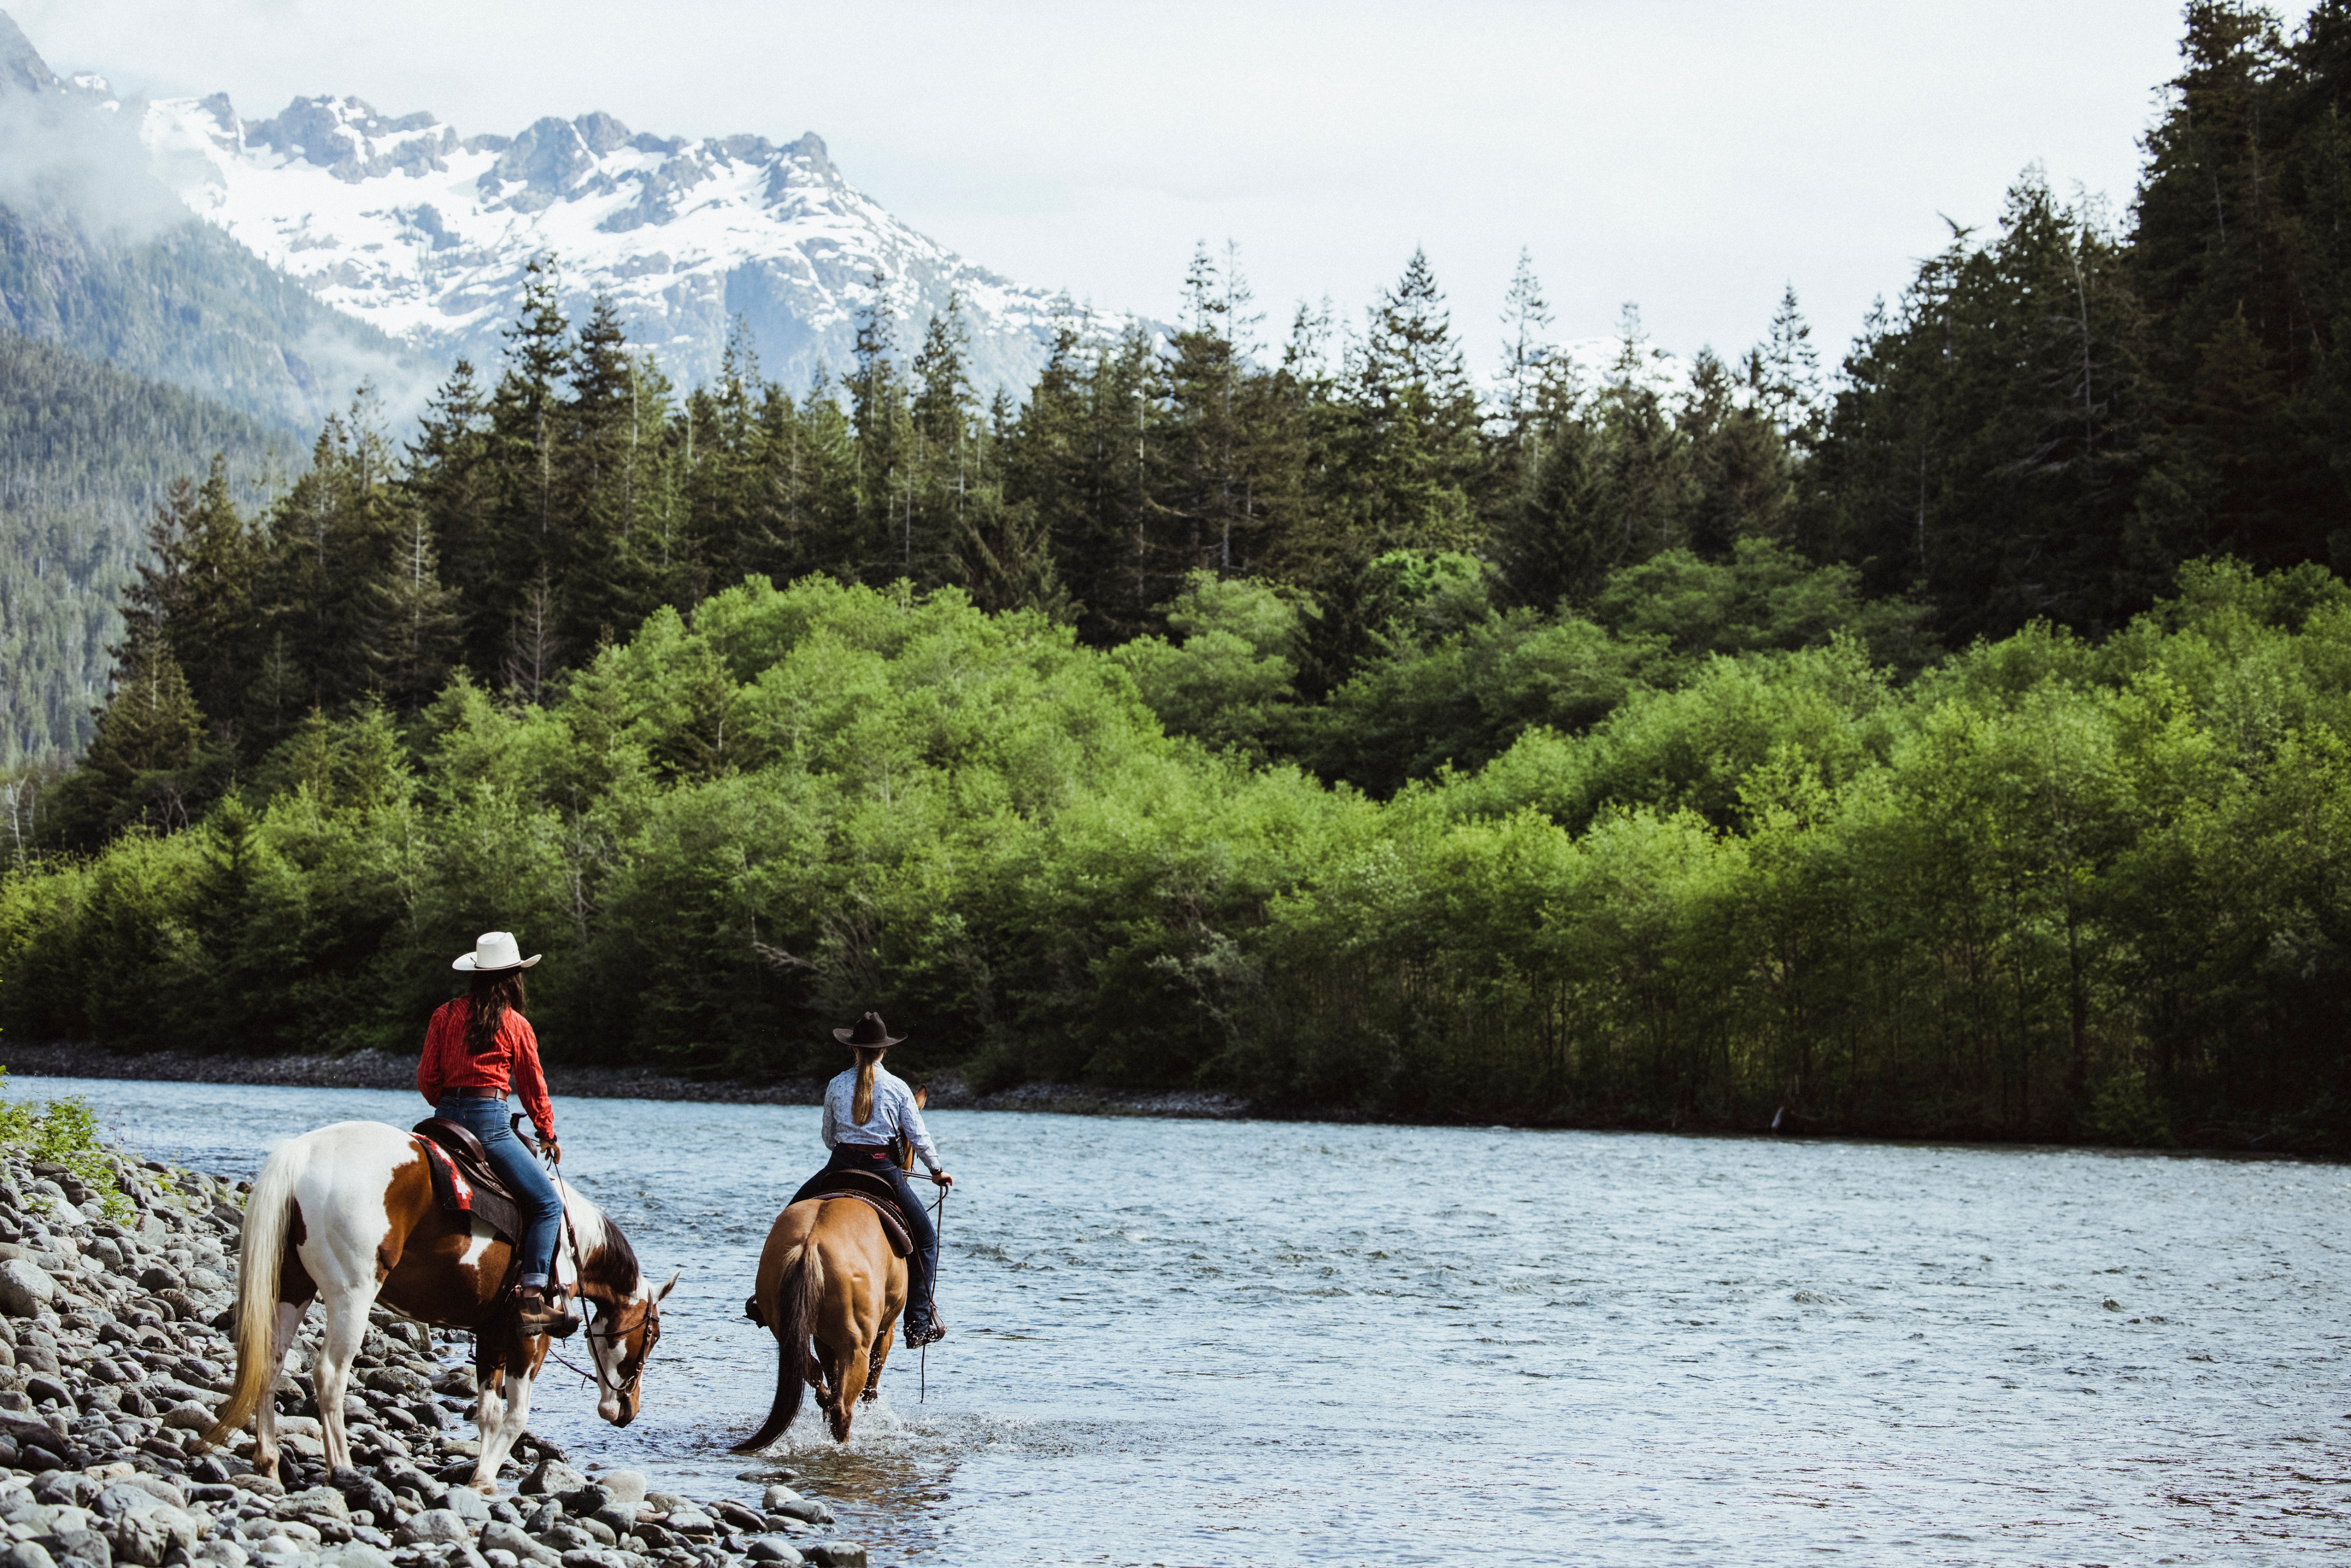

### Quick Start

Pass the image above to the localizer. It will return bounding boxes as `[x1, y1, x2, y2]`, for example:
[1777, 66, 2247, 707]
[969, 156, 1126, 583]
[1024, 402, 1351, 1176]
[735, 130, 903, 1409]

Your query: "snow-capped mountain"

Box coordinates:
[138, 92, 1115, 398]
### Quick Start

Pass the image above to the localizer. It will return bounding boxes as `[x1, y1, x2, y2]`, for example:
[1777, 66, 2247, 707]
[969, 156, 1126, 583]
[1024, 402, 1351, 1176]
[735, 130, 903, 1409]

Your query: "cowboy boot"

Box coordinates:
[516, 1283, 581, 1338]
[905, 1308, 947, 1348]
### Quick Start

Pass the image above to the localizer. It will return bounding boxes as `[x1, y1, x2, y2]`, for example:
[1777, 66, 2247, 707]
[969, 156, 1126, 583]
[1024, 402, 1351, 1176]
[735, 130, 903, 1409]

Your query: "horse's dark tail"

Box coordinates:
[734, 1242, 817, 1451]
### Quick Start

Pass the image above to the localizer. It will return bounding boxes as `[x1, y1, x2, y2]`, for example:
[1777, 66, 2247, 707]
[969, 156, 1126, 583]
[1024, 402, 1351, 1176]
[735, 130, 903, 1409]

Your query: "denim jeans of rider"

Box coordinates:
[436, 1096, 564, 1287]
[789, 1144, 941, 1325]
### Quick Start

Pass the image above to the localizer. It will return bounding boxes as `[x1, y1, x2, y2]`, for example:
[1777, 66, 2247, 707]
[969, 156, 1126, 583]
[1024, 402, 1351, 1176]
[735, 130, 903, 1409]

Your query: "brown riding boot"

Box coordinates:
[516, 1284, 581, 1339]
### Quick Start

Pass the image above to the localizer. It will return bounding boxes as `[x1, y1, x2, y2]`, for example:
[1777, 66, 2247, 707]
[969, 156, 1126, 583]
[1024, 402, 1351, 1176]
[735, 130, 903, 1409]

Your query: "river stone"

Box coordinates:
[110, 1480, 182, 1513]
[518, 1463, 585, 1499]
[157, 1401, 213, 1434]
[392, 1510, 470, 1547]
[276, 1489, 350, 1524]
[554, 1552, 629, 1568]
[0, 1544, 58, 1568]
[98, 1506, 199, 1568]
[658, 1507, 712, 1537]
[316, 1547, 394, 1568]
[762, 1492, 830, 1528]
[326, 1471, 394, 1522]
[439, 1489, 489, 1525]
[88, 1488, 165, 1522]
[797, 1546, 865, 1568]
[40, 1529, 110, 1568]
[0, 1261, 55, 1318]
[477, 1524, 555, 1567]
[744, 1542, 802, 1566]
[592, 1473, 645, 1512]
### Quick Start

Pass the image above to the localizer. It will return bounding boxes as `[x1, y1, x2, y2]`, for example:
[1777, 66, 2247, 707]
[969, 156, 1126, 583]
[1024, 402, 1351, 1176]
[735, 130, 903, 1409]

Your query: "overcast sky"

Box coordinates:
[17, 0, 2195, 375]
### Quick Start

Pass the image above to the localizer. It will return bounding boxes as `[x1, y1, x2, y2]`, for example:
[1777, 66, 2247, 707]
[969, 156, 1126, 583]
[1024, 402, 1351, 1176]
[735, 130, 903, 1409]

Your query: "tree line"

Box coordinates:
[0, 561, 2344, 1149]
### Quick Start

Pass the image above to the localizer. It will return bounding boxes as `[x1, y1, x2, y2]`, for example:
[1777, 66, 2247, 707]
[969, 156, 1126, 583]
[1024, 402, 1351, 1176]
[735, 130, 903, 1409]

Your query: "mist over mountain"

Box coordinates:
[0, 14, 432, 429]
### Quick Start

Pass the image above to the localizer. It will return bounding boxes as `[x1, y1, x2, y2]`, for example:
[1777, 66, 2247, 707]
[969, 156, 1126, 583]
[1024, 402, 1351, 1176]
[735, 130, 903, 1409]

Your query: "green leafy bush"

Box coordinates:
[0, 1069, 133, 1222]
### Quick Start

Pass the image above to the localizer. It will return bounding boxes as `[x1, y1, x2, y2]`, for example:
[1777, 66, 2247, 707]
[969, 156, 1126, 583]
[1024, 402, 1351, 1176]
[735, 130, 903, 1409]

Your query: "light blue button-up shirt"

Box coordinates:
[821, 1063, 941, 1174]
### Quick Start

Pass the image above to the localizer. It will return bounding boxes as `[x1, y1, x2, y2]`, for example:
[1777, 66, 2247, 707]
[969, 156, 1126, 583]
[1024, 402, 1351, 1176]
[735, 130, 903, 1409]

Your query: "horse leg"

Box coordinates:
[473, 1363, 508, 1470]
[862, 1321, 896, 1404]
[252, 1299, 306, 1479]
[308, 1283, 374, 1473]
[830, 1328, 876, 1440]
[473, 1361, 536, 1491]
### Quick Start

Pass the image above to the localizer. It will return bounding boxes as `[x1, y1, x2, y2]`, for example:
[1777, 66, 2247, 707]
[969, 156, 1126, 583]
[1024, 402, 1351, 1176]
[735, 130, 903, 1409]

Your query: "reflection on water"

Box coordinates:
[42, 1076, 2351, 1565]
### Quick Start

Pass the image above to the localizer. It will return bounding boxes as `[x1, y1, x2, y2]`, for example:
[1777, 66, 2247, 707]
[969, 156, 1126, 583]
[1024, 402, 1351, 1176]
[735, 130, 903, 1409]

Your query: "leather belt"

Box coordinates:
[443, 1089, 506, 1101]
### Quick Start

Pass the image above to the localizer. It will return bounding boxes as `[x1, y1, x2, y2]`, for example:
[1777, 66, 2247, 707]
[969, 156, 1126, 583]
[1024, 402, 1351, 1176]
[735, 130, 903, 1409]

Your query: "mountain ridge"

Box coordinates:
[138, 85, 1124, 398]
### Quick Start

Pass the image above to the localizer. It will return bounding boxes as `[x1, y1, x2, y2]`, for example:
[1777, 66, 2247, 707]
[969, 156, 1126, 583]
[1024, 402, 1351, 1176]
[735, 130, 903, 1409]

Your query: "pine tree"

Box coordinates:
[53, 618, 207, 844]
[408, 358, 497, 672]
[1748, 284, 1824, 447]
[908, 292, 977, 589]
[1359, 249, 1482, 544]
[1496, 248, 1556, 447]
[480, 257, 573, 668]
[127, 454, 264, 727]
[846, 270, 913, 583]
[1682, 347, 1792, 557]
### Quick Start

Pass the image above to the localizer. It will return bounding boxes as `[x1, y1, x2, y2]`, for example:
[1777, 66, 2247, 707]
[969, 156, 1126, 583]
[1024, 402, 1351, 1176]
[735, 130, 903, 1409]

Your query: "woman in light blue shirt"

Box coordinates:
[788, 1011, 954, 1345]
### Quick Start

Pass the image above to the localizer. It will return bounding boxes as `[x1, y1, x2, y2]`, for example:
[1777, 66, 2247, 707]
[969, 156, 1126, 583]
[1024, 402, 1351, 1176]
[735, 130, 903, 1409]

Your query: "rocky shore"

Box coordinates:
[6, 1045, 1249, 1120]
[0, 1143, 875, 1568]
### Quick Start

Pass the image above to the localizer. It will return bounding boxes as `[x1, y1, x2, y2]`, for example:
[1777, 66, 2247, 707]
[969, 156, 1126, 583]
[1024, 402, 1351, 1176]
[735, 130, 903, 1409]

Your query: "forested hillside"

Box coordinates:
[0, 330, 297, 768]
[1, 564, 2343, 1148]
[8, 1, 2351, 1144]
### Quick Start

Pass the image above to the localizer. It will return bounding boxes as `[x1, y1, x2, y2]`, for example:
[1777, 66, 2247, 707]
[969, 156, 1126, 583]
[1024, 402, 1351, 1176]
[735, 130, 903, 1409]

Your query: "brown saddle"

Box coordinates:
[412, 1117, 525, 1246]
[800, 1167, 915, 1257]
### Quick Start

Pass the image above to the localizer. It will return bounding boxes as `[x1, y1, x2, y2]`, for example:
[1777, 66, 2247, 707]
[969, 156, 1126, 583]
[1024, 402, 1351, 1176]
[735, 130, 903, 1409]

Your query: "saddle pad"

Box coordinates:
[802, 1188, 914, 1258]
[412, 1127, 524, 1245]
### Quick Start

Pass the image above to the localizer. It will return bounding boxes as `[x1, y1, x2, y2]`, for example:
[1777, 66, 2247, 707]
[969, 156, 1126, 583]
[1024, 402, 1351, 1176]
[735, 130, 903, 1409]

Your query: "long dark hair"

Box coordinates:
[463, 969, 528, 1056]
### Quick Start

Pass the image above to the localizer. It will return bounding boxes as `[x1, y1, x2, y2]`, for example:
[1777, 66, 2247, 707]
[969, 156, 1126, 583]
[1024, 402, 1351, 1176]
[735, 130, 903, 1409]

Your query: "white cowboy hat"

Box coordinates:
[452, 931, 541, 973]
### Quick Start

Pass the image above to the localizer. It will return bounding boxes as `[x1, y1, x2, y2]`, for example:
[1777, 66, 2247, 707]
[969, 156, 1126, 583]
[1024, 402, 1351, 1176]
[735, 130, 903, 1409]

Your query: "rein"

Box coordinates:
[921, 1181, 947, 1403]
[544, 1140, 659, 1402]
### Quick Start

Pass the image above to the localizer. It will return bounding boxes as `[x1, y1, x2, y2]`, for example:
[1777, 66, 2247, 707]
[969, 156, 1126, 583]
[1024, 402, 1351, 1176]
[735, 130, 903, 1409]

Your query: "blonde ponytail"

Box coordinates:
[852, 1047, 884, 1125]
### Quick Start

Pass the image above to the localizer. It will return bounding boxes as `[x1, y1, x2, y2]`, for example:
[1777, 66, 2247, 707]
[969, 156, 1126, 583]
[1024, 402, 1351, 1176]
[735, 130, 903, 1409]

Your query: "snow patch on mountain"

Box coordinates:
[138, 93, 1119, 397]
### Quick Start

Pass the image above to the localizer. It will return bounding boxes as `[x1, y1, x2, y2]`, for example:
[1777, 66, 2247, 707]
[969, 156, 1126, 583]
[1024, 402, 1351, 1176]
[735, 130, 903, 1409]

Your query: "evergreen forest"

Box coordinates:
[7, 1, 2351, 1148]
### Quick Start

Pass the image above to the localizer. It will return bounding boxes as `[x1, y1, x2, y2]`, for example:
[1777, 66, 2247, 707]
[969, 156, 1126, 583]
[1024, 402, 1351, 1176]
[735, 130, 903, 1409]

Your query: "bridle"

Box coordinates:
[548, 1157, 660, 1404]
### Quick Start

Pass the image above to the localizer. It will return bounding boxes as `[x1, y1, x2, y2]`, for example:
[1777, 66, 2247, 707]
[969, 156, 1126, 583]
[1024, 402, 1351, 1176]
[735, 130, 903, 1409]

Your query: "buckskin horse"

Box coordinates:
[735, 1191, 909, 1448]
[202, 1120, 678, 1489]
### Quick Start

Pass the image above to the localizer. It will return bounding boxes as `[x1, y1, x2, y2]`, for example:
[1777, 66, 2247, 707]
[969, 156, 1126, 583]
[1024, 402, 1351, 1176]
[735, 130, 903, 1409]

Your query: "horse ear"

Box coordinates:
[655, 1269, 681, 1301]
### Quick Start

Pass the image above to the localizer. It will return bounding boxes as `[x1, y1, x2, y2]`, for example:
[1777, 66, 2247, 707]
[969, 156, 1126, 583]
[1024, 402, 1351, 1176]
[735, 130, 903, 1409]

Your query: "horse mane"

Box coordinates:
[577, 1205, 642, 1296]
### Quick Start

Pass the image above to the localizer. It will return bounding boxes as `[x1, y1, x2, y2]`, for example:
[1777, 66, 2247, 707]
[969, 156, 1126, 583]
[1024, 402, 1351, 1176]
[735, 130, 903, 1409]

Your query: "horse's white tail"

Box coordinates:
[200, 1137, 308, 1449]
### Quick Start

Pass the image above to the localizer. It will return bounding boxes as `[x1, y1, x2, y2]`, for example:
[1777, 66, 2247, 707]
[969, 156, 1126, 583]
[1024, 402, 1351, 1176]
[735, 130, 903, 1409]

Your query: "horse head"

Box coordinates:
[565, 1199, 681, 1426]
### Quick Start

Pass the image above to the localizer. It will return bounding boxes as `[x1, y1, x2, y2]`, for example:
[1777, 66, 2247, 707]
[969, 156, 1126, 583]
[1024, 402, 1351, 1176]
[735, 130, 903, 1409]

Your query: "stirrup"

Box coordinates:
[905, 1312, 947, 1348]
[517, 1285, 581, 1339]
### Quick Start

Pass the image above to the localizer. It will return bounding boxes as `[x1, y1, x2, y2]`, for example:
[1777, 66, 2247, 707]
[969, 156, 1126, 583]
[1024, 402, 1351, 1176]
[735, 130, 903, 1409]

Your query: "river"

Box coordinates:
[29, 1076, 2351, 1564]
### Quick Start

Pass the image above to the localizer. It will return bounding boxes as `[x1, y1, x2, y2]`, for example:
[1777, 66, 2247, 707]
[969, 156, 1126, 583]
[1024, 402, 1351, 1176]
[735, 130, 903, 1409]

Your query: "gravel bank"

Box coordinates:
[0, 1141, 876, 1568]
[5, 1046, 1250, 1120]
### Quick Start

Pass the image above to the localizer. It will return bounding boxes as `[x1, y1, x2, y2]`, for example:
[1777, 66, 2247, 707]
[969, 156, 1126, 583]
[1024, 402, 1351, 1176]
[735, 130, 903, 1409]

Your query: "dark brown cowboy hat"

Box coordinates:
[834, 1011, 907, 1048]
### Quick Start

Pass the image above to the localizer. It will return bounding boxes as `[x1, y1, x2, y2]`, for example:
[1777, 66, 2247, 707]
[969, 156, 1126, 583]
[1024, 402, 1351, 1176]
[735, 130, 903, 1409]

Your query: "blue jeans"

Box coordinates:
[437, 1097, 564, 1287]
[791, 1144, 941, 1327]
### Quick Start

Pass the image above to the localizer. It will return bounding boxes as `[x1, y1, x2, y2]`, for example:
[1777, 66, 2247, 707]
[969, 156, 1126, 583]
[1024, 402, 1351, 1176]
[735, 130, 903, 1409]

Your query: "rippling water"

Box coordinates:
[32, 1075, 2351, 1564]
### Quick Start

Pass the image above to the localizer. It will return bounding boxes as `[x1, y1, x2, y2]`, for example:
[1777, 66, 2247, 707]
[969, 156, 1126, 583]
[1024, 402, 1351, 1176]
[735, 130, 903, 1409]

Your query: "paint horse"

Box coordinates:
[202, 1120, 677, 1490]
[736, 1088, 934, 1449]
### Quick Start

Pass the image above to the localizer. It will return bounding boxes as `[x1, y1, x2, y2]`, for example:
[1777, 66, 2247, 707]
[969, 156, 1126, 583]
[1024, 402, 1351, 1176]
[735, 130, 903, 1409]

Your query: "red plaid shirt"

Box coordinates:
[417, 998, 556, 1141]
